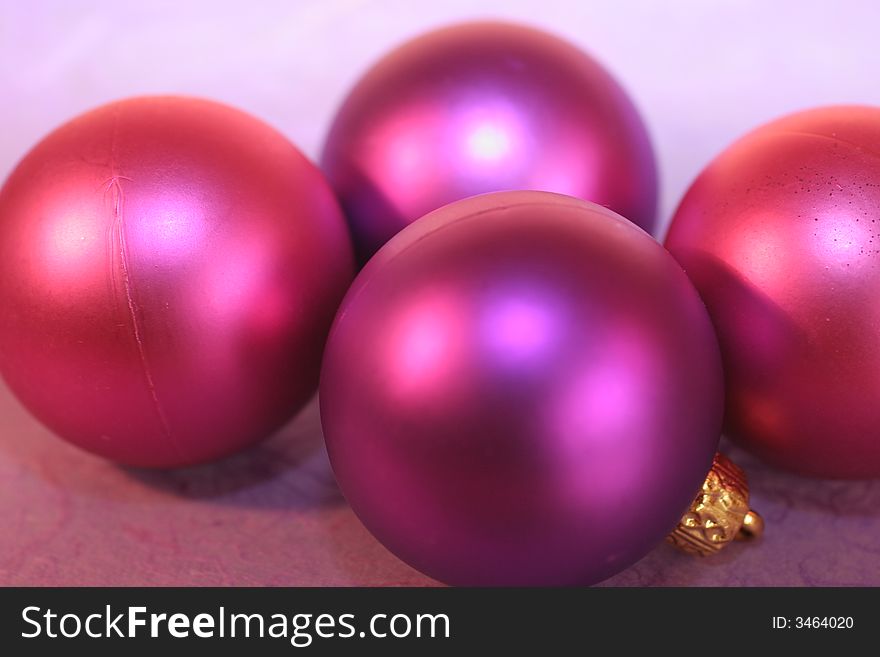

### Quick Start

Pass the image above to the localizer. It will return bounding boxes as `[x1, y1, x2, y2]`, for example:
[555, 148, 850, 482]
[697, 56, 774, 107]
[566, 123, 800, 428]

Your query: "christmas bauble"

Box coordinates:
[666, 105, 880, 478]
[321, 21, 657, 260]
[320, 191, 722, 585]
[0, 96, 354, 467]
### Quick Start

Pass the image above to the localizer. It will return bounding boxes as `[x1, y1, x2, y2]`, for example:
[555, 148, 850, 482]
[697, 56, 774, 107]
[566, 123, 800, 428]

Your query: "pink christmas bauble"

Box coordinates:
[322, 21, 657, 260]
[0, 96, 354, 467]
[666, 105, 880, 478]
[320, 191, 722, 586]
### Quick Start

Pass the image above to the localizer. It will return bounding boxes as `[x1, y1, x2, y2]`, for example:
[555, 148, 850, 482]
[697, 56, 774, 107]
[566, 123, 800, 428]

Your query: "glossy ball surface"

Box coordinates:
[321, 191, 722, 585]
[321, 21, 657, 260]
[0, 96, 354, 467]
[666, 105, 880, 478]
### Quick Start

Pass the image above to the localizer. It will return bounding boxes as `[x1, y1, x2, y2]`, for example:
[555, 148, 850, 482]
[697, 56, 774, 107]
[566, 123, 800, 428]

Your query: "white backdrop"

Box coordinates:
[3, 0, 880, 236]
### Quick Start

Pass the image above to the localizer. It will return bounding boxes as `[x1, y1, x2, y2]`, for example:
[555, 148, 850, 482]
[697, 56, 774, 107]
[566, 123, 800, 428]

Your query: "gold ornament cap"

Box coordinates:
[667, 452, 763, 556]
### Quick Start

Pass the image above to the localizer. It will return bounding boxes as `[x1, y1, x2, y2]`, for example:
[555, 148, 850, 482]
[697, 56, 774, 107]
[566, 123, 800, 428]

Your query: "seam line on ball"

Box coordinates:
[337, 195, 633, 328]
[106, 108, 179, 460]
[774, 130, 880, 162]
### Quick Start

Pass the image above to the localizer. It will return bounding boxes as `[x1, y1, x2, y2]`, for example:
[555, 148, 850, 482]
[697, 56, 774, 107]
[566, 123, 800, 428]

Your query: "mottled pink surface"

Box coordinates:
[667, 105, 880, 479]
[1, 377, 879, 586]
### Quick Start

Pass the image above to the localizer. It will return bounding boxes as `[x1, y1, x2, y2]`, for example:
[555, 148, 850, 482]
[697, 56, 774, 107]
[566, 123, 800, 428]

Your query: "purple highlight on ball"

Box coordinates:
[321, 21, 658, 261]
[320, 191, 723, 586]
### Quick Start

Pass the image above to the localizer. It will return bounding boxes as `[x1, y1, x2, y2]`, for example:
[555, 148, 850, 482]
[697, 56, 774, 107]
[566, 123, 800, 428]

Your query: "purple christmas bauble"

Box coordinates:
[320, 191, 722, 586]
[321, 21, 657, 260]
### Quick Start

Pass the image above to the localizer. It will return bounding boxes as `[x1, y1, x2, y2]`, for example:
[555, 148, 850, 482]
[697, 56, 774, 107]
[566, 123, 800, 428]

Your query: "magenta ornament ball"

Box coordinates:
[321, 21, 658, 260]
[0, 96, 355, 468]
[666, 105, 880, 478]
[320, 191, 722, 586]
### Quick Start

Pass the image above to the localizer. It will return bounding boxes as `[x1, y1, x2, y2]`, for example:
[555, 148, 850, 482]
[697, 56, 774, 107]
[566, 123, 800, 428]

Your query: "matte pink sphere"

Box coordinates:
[667, 105, 880, 478]
[0, 96, 354, 467]
[321, 21, 657, 260]
[320, 191, 722, 586]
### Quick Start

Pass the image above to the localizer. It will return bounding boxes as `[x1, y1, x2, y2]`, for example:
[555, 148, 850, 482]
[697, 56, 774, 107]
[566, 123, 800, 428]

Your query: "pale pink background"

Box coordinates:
[1, 0, 880, 585]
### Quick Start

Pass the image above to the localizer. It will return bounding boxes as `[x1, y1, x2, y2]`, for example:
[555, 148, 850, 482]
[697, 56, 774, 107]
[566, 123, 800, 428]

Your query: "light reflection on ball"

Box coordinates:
[321, 191, 722, 586]
[322, 22, 657, 260]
